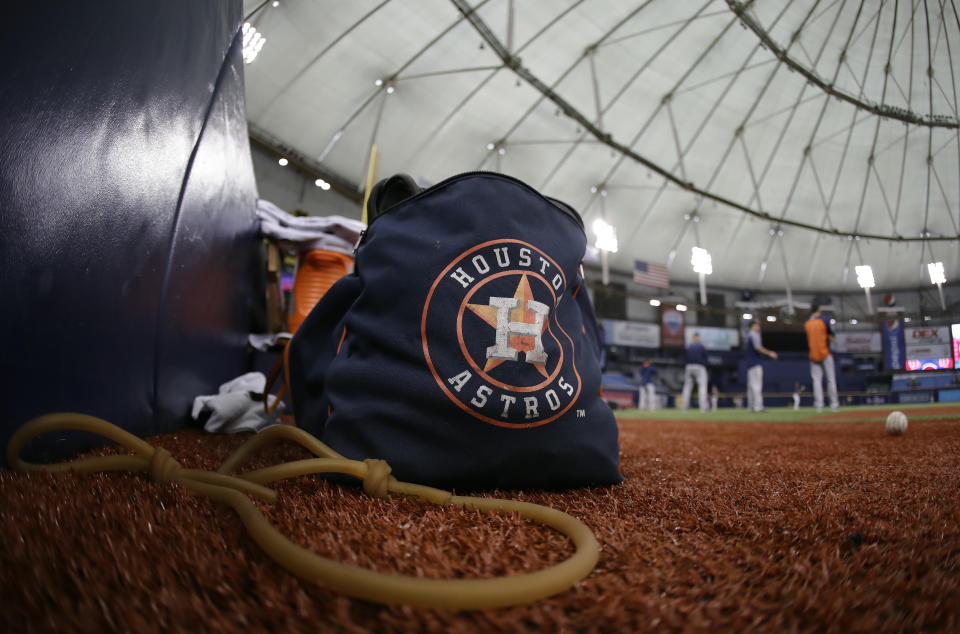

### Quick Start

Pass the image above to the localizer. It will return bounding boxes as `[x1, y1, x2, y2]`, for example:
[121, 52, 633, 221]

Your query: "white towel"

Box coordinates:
[191, 372, 283, 434]
[257, 199, 364, 254]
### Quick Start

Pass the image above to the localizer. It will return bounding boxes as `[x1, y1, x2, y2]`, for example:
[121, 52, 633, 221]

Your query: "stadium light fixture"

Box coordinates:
[766, 315, 776, 322]
[855, 264, 875, 314]
[928, 261, 947, 310]
[928, 261, 946, 284]
[593, 218, 617, 287]
[277, 157, 288, 166]
[242, 22, 266, 64]
[691, 247, 712, 274]
[742, 313, 753, 320]
[649, 299, 661, 307]
[675, 304, 688, 312]
[691, 247, 712, 305]
[592, 218, 618, 253]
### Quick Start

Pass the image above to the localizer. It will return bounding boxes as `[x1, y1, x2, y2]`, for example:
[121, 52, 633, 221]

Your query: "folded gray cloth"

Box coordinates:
[191, 372, 283, 434]
[257, 199, 364, 253]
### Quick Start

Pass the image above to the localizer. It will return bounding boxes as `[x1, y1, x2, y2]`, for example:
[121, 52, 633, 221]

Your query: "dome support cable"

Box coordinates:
[773, 0, 865, 229]
[255, 0, 392, 119]
[727, 0, 959, 128]
[451, 0, 958, 242]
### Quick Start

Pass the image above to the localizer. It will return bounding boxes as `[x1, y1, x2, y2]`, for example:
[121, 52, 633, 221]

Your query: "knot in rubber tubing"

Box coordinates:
[7, 414, 602, 609]
[148, 447, 182, 484]
[362, 458, 392, 499]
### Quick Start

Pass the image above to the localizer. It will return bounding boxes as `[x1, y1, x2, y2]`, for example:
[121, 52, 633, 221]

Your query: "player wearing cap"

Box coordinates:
[805, 303, 839, 413]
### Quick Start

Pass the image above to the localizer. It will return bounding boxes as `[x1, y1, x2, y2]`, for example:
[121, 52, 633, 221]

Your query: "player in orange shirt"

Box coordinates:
[804, 303, 839, 412]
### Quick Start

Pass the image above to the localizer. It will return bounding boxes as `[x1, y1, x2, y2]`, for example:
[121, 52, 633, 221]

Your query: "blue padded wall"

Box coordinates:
[0, 1, 260, 464]
[154, 29, 262, 428]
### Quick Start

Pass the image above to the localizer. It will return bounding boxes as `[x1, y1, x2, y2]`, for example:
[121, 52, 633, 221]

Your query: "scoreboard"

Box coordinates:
[904, 325, 954, 371]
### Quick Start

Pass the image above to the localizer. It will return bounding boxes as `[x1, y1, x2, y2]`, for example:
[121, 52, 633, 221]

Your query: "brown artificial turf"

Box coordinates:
[2, 415, 959, 633]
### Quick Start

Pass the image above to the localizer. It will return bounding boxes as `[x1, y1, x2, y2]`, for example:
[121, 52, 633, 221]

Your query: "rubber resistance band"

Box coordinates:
[7, 413, 599, 610]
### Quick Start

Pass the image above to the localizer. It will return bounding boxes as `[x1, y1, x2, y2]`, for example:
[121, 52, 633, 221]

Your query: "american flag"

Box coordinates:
[633, 260, 670, 289]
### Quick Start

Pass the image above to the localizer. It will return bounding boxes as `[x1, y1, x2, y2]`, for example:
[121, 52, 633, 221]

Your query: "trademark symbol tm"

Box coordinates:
[576, 409, 586, 418]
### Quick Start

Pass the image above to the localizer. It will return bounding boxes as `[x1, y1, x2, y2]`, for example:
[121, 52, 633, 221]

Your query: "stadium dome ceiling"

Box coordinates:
[241, 0, 960, 293]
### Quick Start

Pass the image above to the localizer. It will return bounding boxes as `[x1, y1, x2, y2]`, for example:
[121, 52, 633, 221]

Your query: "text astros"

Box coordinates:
[421, 239, 583, 429]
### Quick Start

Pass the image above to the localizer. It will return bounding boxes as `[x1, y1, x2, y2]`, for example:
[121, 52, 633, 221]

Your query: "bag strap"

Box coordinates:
[262, 335, 293, 416]
[263, 349, 287, 415]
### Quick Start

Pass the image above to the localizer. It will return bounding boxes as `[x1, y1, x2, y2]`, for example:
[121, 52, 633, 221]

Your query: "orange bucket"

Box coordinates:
[287, 249, 353, 333]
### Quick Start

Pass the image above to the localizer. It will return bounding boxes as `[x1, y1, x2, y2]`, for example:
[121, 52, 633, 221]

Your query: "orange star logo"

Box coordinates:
[466, 274, 549, 377]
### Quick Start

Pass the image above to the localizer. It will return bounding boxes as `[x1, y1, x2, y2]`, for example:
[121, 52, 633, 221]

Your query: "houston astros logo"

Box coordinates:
[421, 239, 582, 428]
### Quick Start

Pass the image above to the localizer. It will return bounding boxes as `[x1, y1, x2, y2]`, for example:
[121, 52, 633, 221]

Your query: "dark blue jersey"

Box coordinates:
[640, 365, 657, 385]
[686, 341, 708, 366]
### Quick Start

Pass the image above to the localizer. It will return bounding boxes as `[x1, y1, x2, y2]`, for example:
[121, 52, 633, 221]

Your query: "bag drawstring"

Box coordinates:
[263, 345, 289, 416]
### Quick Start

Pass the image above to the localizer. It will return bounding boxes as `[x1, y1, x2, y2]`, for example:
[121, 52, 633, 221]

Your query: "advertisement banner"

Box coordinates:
[882, 320, 906, 371]
[601, 319, 661, 349]
[661, 306, 685, 348]
[898, 391, 933, 404]
[905, 344, 951, 359]
[953, 324, 960, 366]
[834, 331, 882, 353]
[905, 358, 953, 371]
[905, 326, 952, 371]
[601, 389, 637, 409]
[684, 326, 739, 351]
[905, 326, 951, 346]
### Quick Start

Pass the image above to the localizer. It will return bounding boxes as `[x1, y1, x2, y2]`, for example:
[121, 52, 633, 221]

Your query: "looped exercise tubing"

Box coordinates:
[7, 413, 599, 610]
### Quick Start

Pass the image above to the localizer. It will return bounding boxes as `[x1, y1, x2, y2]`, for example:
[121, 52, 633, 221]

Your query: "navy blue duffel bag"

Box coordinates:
[287, 172, 622, 490]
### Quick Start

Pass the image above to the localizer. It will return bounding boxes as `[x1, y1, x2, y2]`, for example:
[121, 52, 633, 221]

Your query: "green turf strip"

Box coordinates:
[615, 403, 960, 423]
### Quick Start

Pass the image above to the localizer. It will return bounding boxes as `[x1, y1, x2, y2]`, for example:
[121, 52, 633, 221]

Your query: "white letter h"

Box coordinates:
[485, 297, 548, 364]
